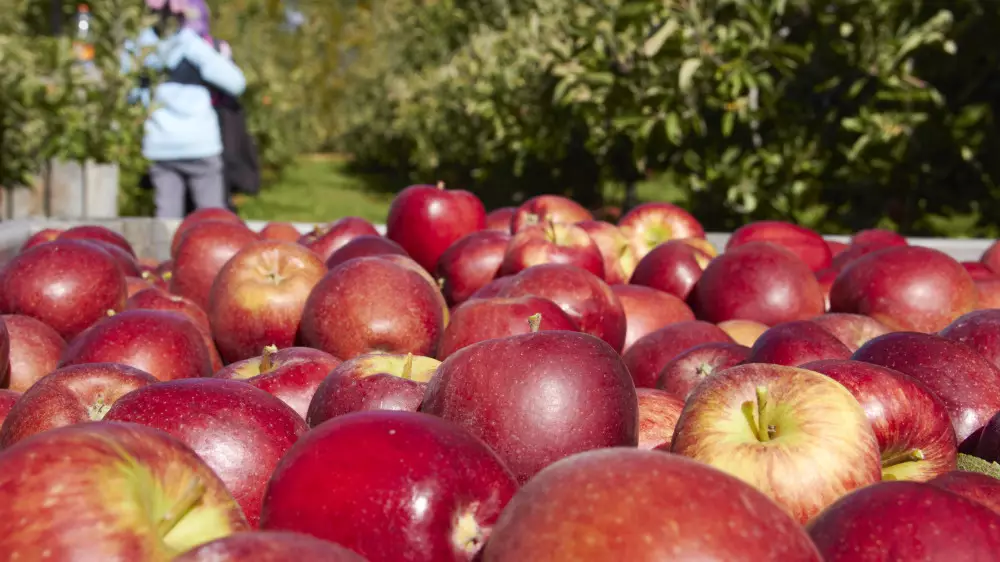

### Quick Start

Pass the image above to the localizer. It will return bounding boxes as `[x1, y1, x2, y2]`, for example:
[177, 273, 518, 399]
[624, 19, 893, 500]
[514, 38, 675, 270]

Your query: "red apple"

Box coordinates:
[0, 362, 157, 447]
[175, 531, 368, 562]
[376, 254, 451, 325]
[125, 287, 222, 372]
[306, 352, 439, 426]
[258, 222, 301, 242]
[622, 320, 733, 388]
[60, 309, 214, 382]
[657, 342, 751, 399]
[828, 241, 889, 272]
[499, 222, 604, 278]
[215, 346, 341, 419]
[853, 332, 1000, 448]
[679, 237, 719, 257]
[171, 207, 244, 257]
[826, 240, 849, 257]
[437, 230, 510, 306]
[964, 261, 998, 281]
[929, 471, 1000, 515]
[971, 411, 1000, 464]
[802, 359, 957, 481]
[467, 276, 513, 301]
[830, 246, 977, 332]
[209, 241, 326, 363]
[809, 312, 892, 352]
[690, 242, 825, 325]
[0, 239, 126, 341]
[299, 257, 446, 359]
[628, 239, 711, 300]
[671, 364, 882, 522]
[3, 314, 66, 392]
[976, 278, 1000, 309]
[0, 390, 18, 428]
[510, 194, 592, 233]
[851, 228, 908, 248]
[481, 449, 822, 562]
[575, 220, 637, 284]
[386, 182, 486, 272]
[717, 319, 770, 347]
[105, 378, 308, 527]
[0, 422, 249, 559]
[324, 235, 409, 269]
[617, 202, 705, 260]
[983, 240, 1000, 274]
[20, 228, 61, 251]
[726, 221, 831, 272]
[58, 225, 135, 256]
[815, 267, 837, 310]
[636, 388, 684, 450]
[486, 207, 516, 232]
[746, 320, 852, 366]
[299, 217, 380, 262]
[497, 264, 626, 353]
[941, 309, 1000, 370]
[438, 297, 577, 360]
[260, 410, 519, 562]
[126, 275, 155, 297]
[422, 330, 637, 483]
[611, 284, 695, 352]
[171, 220, 260, 310]
[80, 239, 142, 277]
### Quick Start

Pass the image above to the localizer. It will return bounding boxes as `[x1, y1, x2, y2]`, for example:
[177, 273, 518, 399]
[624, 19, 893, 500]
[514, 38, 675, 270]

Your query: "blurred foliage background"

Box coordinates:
[4, 0, 1000, 236]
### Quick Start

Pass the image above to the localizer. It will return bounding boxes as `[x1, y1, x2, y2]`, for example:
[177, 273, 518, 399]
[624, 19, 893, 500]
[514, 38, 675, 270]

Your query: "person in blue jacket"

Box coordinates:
[122, 0, 246, 218]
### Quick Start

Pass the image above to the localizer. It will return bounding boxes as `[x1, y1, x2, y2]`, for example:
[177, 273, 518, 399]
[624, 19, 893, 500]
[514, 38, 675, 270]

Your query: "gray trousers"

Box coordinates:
[149, 156, 226, 218]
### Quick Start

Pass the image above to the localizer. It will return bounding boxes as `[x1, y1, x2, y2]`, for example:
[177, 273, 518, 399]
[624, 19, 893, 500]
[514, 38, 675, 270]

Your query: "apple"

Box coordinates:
[486, 207, 516, 231]
[611, 284, 694, 352]
[375, 254, 451, 324]
[671, 363, 882, 523]
[679, 237, 718, 257]
[827, 241, 890, 272]
[964, 261, 998, 281]
[467, 276, 514, 301]
[806, 481, 1000, 560]
[171, 220, 260, 310]
[929, 471, 1000, 515]
[324, 235, 409, 269]
[125, 287, 222, 372]
[657, 342, 751, 399]
[171, 207, 244, 257]
[851, 228, 908, 248]
[499, 222, 604, 278]
[0, 390, 18, 427]
[725, 221, 832, 272]
[616, 202, 705, 260]
[481, 449, 822, 562]
[80, 239, 142, 277]
[306, 352, 440, 427]
[174, 531, 368, 562]
[982, 240, 1000, 274]
[628, 240, 711, 300]
[209, 241, 326, 364]
[3, 314, 66, 392]
[622, 320, 733, 388]
[497, 264, 627, 353]
[127, 275, 155, 297]
[746, 320, 852, 366]
[438, 297, 577, 360]
[299, 257, 446, 360]
[20, 228, 62, 251]
[690, 242, 825, 325]
[258, 222, 302, 242]
[215, 346, 341, 419]
[976, 278, 1000, 310]
[575, 220, 638, 284]
[809, 312, 892, 352]
[830, 246, 977, 332]
[421, 330, 637, 483]
[717, 319, 770, 346]
[58, 224, 136, 256]
[0, 362, 157, 447]
[510, 194, 593, 233]
[971, 411, 1000, 463]
[826, 240, 849, 257]
[299, 217, 381, 262]
[802, 359, 957, 481]
[105, 378, 308, 527]
[0, 239, 126, 340]
[437, 230, 509, 306]
[815, 267, 837, 310]
[636, 388, 684, 450]
[386, 182, 486, 272]
[261, 410, 519, 562]
[852, 332, 1000, 449]
[60, 309, 214, 382]
[941, 309, 1000, 370]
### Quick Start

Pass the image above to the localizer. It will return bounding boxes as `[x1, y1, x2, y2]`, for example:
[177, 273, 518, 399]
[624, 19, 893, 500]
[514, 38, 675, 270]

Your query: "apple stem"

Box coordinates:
[527, 313, 542, 333]
[882, 448, 925, 469]
[402, 353, 414, 380]
[106, 309, 116, 317]
[260, 344, 278, 372]
[436, 181, 446, 190]
[141, 270, 153, 280]
[162, 271, 173, 282]
[756, 386, 771, 442]
[157, 478, 206, 538]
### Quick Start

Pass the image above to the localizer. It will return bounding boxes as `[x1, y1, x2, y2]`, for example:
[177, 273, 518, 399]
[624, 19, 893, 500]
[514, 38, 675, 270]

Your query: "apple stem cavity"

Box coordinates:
[157, 478, 206, 538]
[452, 504, 486, 556]
[106, 309, 116, 317]
[882, 448, 925, 469]
[402, 353, 415, 380]
[696, 363, 713, 378]
[260, 344, 278, 372]
[527, 313, 542, 333]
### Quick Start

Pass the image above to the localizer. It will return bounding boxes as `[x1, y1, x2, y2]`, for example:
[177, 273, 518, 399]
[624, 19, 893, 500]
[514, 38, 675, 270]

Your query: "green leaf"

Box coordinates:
[722, 112, 735, 137]
[642, 20, 678, 58]
[957, 453, 1000, 480]
[679, 59, 702, 93]
[665, 112, 683, 145]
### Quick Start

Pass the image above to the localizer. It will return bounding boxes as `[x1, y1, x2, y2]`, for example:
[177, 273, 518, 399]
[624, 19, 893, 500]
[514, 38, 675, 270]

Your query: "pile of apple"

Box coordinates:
[6, 185, 1000, 560]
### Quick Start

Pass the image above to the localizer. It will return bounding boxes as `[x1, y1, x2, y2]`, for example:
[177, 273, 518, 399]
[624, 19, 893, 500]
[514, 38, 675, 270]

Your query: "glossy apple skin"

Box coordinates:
[20, 228, 61, 251]
[258, 222, 302, 242]
[622, 320, 733, 389]
[0, 363, 157, 448]
[499, 223, 605, 278]
[964, 261, 998, 280]
[807, 481, 1000, 561]
[126, 275, 155, 297]
[726, 221, 832, 272]
[305, 353, 440, 427]
[575, 220, 637, 285]
[628, 240, 710, 300]
[171, 220, 260, 310]
[215, 347, 342, 419]
[375, 255, 451, 325]
[175, 531, 369, 562]
[497, 264, 627, 353]
[261, 411, 519, 562]
[171, 207, 244, 257]
[486, 207, 516, 231]
[324, 235, 409, 269]
[59, 225, 136, 257]
[438, 296, 578, 360]
[851, 228, 908, 248]
[437, 230, 510, 306]
[3, 314, 65, 392]
[746, 320, 852, 366]
[0, 239, 126, 341]
[671, 364, 882, 523]
[299, 257, 445, 360]
[125, 287, 222, 372]
[612, 285, 695, 352]
[690, 242, 825, 326]
[386, 184, 487, 273]
[809, 312, 892, 352]
[802, 359, 957, 481]
[482, 449, 822, 562]
[616, 202, 706, 260]
[929, 471, 1000, 515]
[422, 331, 637, 483]
[467, 277, 514, 301]
[636, 388, 684, 450]
[0, 390, 17, 427]
[853, 332, 1000, 449]
[300, 217, 381, 262]
[941, 309, 1000, 370]
[105, 379, 308, 527]
[656, 342, 751, 399]
[81, 239, 142, 277]
[209, 241, 326, 363]
[0, 421, 249, 561]
[975, 278, 1000, 309]
[60, 309, 213, 382]
[830, 246, 977, 332]
[826, 240, 849, 256]
[510, 195, 592, 233]
[717, 319, 769, 346]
